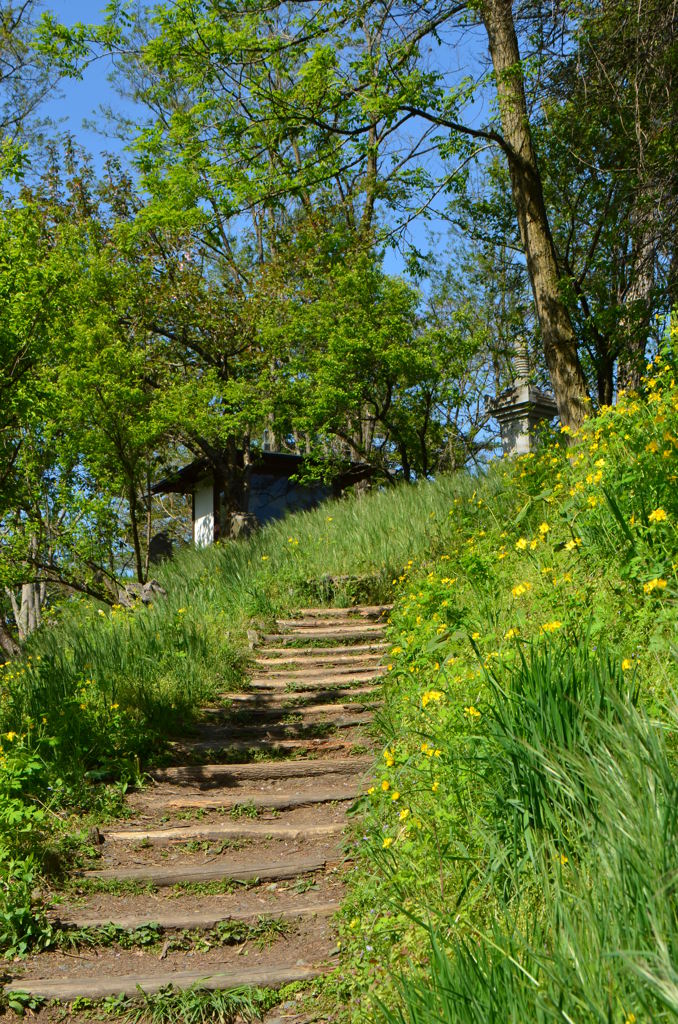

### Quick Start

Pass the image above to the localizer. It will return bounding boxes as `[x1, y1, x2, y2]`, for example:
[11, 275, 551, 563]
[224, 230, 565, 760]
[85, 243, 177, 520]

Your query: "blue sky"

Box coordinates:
[42, 1, 129, 161]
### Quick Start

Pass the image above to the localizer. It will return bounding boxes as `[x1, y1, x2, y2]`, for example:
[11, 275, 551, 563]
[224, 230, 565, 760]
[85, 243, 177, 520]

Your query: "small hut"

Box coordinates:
[153, 450, 371, 546]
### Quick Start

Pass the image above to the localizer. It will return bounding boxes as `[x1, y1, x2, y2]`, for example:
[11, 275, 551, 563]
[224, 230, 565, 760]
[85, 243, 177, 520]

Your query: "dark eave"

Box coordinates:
[153, 451, 373, 496]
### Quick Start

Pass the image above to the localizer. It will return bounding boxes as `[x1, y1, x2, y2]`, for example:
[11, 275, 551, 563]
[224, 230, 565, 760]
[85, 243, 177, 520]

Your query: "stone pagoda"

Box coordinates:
[488, 340, 559, 456]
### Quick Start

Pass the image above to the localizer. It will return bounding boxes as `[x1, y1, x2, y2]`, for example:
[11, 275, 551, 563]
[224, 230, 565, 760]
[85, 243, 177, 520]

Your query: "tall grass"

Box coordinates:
[379, 661, 678, 1022]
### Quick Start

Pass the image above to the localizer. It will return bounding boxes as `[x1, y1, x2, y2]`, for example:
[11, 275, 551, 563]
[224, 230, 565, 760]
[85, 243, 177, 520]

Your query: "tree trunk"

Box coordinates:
[128, 483, 146, 584]
[617, 209, 655, 392]
[480, 0, 590, 429]
[0, 622, 20, 659]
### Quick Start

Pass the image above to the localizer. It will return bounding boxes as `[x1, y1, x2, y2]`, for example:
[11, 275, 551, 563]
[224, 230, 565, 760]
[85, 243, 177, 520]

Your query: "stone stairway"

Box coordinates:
[6, 605, 390, 1020]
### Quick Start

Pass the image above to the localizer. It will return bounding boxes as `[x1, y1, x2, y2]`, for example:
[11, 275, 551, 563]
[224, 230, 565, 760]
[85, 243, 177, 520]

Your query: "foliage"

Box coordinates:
[334, 352, 678, 1021]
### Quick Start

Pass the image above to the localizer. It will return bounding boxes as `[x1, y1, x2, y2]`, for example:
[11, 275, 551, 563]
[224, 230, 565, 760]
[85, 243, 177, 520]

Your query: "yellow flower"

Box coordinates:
[540, 621, 563, 633]
[621, 659, 632, 671]
[512, 582, 532, 598]
[383, 748, 395, 767]
[643, 578, 668, 594]
[261, 555, 269, 561]
[4, 732, 17, 742]
[464, 706, 481, 718]
[471, 631, 481, 640]
[422, 690, 443, 709]
[648, 508, 668, 523]
[97, 609, 106, 617]
[326, 516, 333, 522]
[538, 522, 550, 536]
[111, 703, 119, 710]
[382, 837, 393, 849]
[504, 628, 519, 640]
[515, 538, 528, 550]
[381, 779, 390, 792]
[564, 538, 582, 551]
[391, 791, 400, 802]
[177, 608, 186, 614]
[560, 853, 568, 866]
[433, 749, 442, 758]
[431, 781, 440, 793]
[625, 1014, 636, 1024]
[367, 786, 375, 795]
[399, 808, 410, 822]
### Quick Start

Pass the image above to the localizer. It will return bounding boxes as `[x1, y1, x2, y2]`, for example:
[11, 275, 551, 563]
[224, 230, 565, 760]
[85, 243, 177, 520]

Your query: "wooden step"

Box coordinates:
[152, 756, 372, 784]
[260, 628, 384, 644]
[173, 737, 364, 757]
[251, 663, 382, 681]
[248, 671, 380, 690]
[224, 685, 380, 705]
[53, 899, 339, 933]
[294, 605, 392, 619]
[275, 621, 386, 633]
[130, 785, 361, 813]
[81, 853, 327, 888]
[257, 642, 387, 659]
[5, 963, 328, 1002]
[101, 821, 346, 845]
[201, 703, 377, 725]
[254, 652, 383, 669]
[192, 715, 372, 743]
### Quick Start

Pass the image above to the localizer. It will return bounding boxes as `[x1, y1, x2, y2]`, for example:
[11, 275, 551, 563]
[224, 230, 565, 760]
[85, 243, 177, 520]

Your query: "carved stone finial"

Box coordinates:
[513, 336, 530, 386]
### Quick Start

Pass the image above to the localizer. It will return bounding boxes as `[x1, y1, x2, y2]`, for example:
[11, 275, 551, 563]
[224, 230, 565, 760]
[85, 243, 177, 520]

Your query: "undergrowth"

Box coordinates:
[1, 344, 677, 1014]
[333, 352, 678, 1021]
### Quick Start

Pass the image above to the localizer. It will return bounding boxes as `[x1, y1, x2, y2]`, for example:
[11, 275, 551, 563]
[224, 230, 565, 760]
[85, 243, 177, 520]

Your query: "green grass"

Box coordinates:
[330, 355, 678, 1022]
[1, 348, 677, 1021]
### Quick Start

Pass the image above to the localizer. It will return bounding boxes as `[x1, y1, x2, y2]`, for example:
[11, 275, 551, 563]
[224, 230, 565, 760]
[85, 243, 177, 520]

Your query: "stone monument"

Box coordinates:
[488, 340, 559, 456]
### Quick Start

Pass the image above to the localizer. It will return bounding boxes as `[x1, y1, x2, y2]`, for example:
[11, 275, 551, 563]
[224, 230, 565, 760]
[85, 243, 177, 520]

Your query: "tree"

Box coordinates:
[65, 0, 591, 426]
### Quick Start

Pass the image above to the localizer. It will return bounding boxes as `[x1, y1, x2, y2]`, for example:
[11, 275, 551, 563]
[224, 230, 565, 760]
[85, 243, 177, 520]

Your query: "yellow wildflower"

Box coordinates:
[464, 706, 481, 718]
[540, 621, 563, 633]
[382, 837, 393, 849]
[367, 786, 375, 795]
[381, 779, 390, 792]
[4, 732, 17, 742]
[432, 781, 440, 792]
[621, 659, 632, 671]
[648, 508, 668, 523]
[391, 791, 400, 802]
[471, 631, 481, 640]
[515, 538, 528, 550]
[399, 808, 410, 822]
[538, 522, 550, 536]
[422, 690, 443, 709]
[564, 538, 582, 551]
[504, 628, 519, 640]
[643, 578, 667, 594]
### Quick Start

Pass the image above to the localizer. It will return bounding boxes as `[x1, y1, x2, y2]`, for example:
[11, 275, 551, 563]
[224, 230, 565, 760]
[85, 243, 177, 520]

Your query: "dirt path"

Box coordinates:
[6, 605, 389, 1022]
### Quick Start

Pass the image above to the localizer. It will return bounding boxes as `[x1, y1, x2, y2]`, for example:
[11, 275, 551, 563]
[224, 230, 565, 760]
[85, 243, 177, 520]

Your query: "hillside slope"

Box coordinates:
[0, 354, 676, 1022]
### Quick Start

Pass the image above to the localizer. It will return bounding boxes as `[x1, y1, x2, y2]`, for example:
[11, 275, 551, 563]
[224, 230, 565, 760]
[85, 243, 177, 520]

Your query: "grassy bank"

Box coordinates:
[0, 429, 483, 958]
[333, 354, 678, 1021]
[1, 353, 676, 1023]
